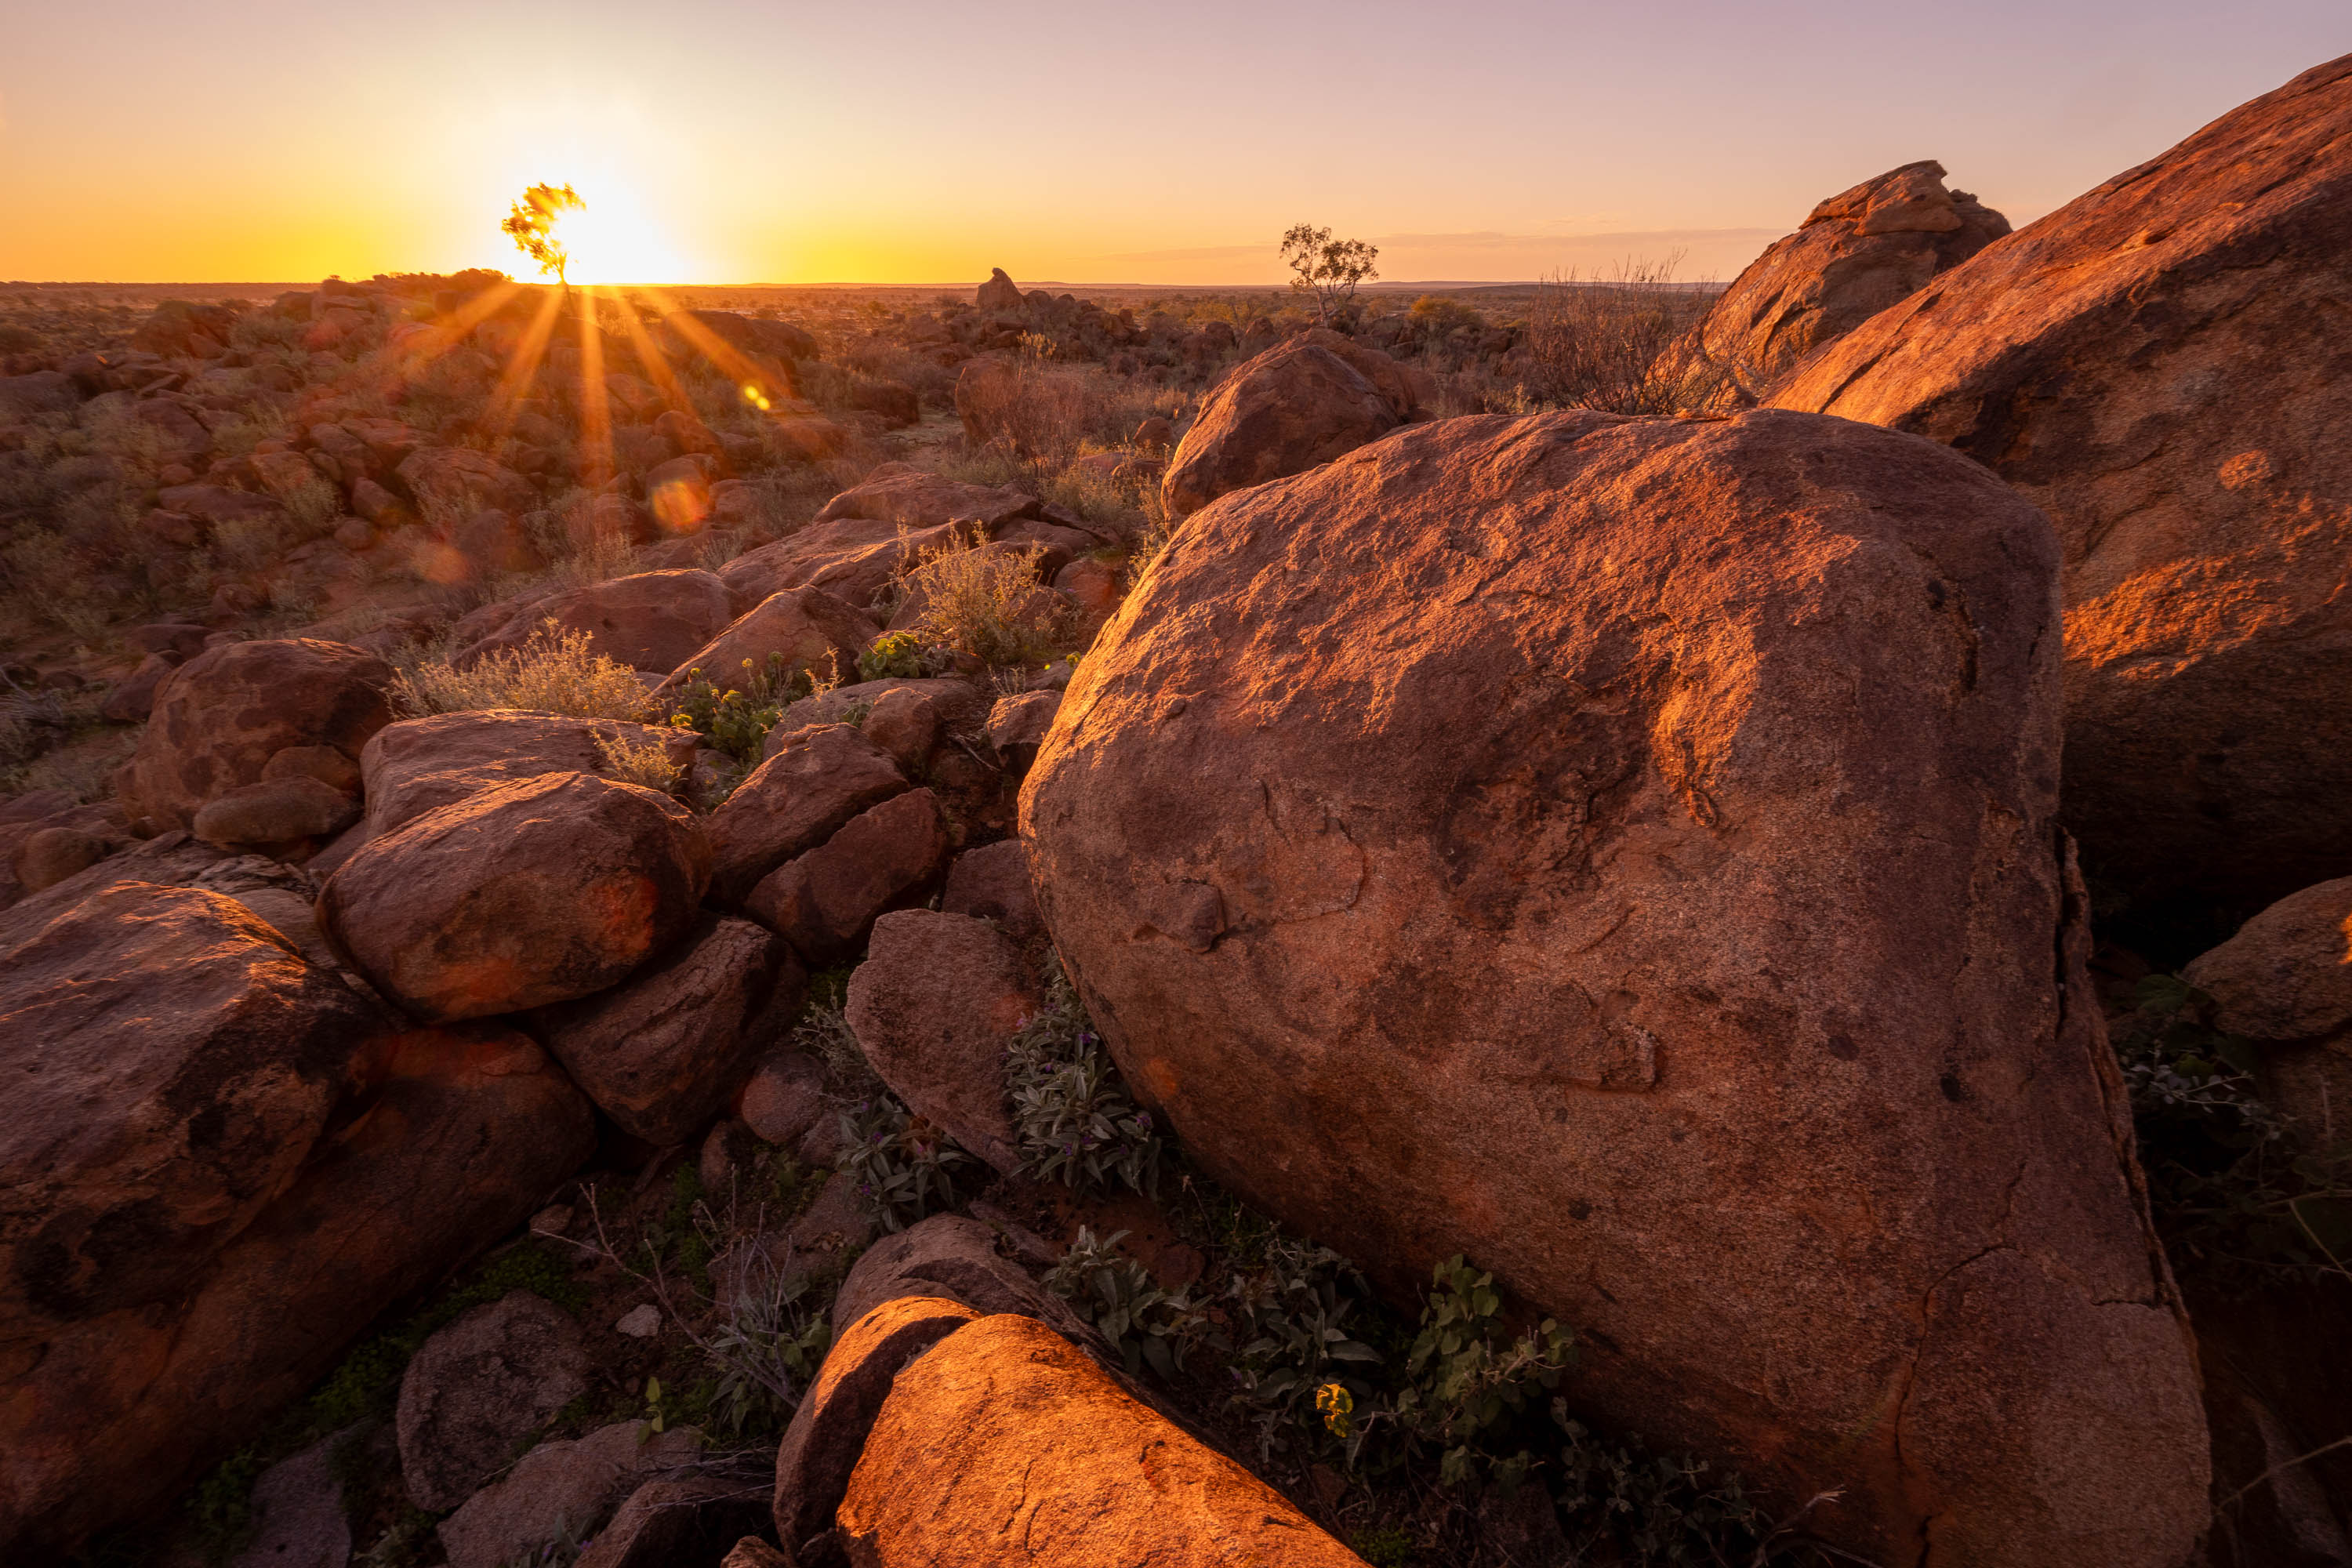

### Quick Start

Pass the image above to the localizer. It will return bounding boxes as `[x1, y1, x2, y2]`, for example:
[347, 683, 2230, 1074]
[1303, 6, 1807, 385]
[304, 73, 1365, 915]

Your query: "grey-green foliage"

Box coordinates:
[840, 1094, 970, 1233]
[1221, 1235, 1384, 1461]
[704, 1244, 831, 1438]
[1043, 1225, 1205, 1380]
[1006, 974, 1166, 1198]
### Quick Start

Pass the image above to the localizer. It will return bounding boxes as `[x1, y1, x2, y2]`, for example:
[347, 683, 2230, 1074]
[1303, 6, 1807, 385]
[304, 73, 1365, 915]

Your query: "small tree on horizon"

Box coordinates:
[502, 183, 585, 287]
[1280, 223, 1379, 325]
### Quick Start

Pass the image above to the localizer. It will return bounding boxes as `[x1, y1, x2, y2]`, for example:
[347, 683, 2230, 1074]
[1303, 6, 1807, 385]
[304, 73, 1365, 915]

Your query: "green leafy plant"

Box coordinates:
[857, 630, 942, 682]
[1044, 1225, 1206, 1380]
[1356, 1256, 1573, 1490]
[1006, 974, 1166, 1199]
[2118, 973, 2352, 1287]
[840, 1094, 971, 1232]
[665, 650, 810, 764]
[1222, 1236, 1383, 1460]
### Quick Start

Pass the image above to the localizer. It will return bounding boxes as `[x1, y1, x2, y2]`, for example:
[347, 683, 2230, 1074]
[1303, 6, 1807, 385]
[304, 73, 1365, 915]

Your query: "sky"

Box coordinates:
[2, 0, 2344, 286]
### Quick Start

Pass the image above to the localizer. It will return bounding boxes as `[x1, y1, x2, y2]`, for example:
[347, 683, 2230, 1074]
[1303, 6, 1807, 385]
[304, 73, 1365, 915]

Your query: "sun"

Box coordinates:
[544, 180, 693, 285]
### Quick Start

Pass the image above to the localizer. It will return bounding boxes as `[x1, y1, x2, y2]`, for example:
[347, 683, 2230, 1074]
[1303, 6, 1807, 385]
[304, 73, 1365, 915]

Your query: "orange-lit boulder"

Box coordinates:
[321, 771, 710, 1022]
[651, 586, 877, 705]
[836, 1312, 1365, 1567]
[1024, 407, 2209, 1567]
[1695, 160, 2008, 401]
[1769, 55, 2352, 909]
[115, 638, 393, 832]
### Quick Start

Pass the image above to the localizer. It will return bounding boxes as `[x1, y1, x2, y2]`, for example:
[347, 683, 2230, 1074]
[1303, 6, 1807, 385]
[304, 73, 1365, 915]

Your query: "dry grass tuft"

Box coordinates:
[900, 528, 1061, 668]
[390, 620, 653, 720]
[594, 728, 682, 793]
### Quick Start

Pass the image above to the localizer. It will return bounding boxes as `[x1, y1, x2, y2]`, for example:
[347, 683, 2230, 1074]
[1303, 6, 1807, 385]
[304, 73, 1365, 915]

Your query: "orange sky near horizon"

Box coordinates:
[2, 1, 2344, 287]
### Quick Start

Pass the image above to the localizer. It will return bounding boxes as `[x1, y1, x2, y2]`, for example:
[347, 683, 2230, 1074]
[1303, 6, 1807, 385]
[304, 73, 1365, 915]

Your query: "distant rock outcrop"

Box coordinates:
[1769, 53, 2352, 910]
[1023, 407, 2209, 1567]
[1694, 160, 2008, 401]
[975, 267, 1023, 313]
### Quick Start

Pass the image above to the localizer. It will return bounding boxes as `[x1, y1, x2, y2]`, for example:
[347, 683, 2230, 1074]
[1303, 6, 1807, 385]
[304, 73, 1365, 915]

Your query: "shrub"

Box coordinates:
[792, 971, 874, 1091]
[1409, 295, 1485, 332]
[1006, 973, 1166, 1198]
[704, 1242, 831, 1438]
[390, 620, 653, 720]
[1222, 1236, 1385, 1460]
[1376, 1256, 1574, 1489]
[664, 650, 808, 764]
[1044, 1225, 1207, 1380]
[1552, 1412, 1763, 1566]
[958, 356, 1160, 463]
[857, 630, 936, 683]
[593, 728, 680, 794]
[840, 1094, 971, 1232]
[899, 528, 1059, 667]
[2117, 972, 2352, 1287]
[1517, 257, 1729, 416]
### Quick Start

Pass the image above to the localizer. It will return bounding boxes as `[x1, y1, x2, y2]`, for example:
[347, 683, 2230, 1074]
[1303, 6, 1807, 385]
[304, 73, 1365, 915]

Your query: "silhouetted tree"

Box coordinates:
[1280, 224, 1380, 325]
[503, 183, 585, 287]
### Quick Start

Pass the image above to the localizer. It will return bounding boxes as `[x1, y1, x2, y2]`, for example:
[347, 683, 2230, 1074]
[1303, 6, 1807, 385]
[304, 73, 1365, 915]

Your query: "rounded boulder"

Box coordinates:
[1022, 407, 2209, 1568]
[116, 638, 392, 832]
[321, 771, 710, 1022]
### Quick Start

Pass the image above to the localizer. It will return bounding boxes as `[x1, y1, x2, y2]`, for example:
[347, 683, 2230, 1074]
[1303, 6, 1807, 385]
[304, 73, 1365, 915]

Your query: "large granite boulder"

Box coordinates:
[1768, 54, 2352, 910]
[360, 710, 688, 836]
[704, 724, 906, 904]
[1160, 328, 1425, 518]
[1021, 408, 2209, 1567]
[650, 586, 877, 704]
[530, 913, 804, 1145]
[846, 911, 1035, 1175]
[834, 1313, 1363, 1566]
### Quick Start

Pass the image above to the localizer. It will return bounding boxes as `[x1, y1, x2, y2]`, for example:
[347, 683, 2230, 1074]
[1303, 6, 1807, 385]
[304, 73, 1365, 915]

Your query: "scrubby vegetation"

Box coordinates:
[2116, 973, 2352, 1289]
[390, 621, 652, 720]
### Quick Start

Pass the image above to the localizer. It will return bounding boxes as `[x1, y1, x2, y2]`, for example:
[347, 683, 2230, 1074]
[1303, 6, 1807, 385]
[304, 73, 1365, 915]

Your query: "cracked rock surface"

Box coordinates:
[1022, 406, 2210, 1567]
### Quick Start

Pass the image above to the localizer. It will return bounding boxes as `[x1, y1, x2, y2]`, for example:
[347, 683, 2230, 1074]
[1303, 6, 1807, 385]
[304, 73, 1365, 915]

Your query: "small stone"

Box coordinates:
[615, 1303, 662, 1339]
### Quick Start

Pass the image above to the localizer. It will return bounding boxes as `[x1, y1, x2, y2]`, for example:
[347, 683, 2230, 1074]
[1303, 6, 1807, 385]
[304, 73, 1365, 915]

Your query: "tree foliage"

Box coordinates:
[1280, 223, 1380, 324]
[502, 183, 585, 285]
